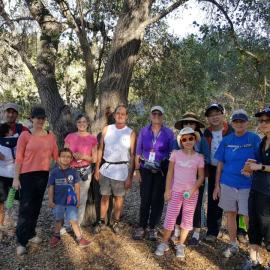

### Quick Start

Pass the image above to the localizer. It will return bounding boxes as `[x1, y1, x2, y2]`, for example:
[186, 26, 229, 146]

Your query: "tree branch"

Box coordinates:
[0, 0, 14, 30]
[145, 0, 188, 26]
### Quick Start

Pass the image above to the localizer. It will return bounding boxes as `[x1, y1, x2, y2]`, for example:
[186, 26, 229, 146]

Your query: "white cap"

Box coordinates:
[3, 103, 20, 113]
[177, 127, 200, 146]
[151, 105, 164, 114]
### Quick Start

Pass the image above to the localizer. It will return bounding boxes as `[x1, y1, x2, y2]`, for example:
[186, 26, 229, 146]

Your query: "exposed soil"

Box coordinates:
[0, 181, 269, 270]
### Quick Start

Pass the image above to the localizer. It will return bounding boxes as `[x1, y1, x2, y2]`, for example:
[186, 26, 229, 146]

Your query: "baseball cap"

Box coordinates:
[30, 106, 46, 118]
[231, 109, 249, 122]
[177, 127, 200, 145]
[205, 103, 224, 117]
[151, 106, 164, 115]
[254, 107, 270, 118]
[3, 103, 20, 113]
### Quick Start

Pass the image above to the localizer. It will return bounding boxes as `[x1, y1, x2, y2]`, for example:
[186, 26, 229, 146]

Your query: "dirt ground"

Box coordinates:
[0, 181, 269, 270]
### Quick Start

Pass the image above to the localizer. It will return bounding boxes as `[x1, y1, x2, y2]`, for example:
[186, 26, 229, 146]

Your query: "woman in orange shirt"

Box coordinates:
[13, 106, 58, 256]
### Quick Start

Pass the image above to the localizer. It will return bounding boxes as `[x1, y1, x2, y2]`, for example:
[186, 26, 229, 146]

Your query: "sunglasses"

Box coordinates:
[152, 111, 162, 116]
[181, 136, 195, 143]
[258, 119, 270, 124]
[183, 121, 197, 125]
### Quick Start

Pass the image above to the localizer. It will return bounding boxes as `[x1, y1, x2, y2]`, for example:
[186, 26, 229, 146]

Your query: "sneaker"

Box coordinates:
[93, 220, 105, 234]
[155, 242, 169, 256]
[148, 228, 158, 241]
[133, 227, 145, 240]
[223, 244, 239, 258]
[111, 221, 120, 234]
[176, 244, 185, 258]
[77, 237, 91, 248]
[16, 245, 27, 256]
[188, 237, 199, 246]
[50, 235, 61, 248]
[204, 234, 217, 243]
[29, 236, 42, 244]
[241, 258, 261, 270]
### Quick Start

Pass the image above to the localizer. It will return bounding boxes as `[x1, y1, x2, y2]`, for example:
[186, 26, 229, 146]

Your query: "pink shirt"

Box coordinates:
[64, 133, 98, 168]
[170, 150, 204, 192]
[16, 131, 58, 174]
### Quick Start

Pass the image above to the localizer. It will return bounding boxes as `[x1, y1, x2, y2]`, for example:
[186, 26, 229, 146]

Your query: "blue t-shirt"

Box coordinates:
[48, 166, 80, 205]
[214, 131, 261, 189]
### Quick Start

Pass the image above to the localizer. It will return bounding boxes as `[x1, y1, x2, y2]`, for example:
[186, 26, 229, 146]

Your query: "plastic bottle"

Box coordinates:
[6, 187, 16, 209]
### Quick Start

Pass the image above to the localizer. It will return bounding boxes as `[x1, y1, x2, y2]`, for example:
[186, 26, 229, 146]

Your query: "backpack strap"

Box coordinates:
[15, 123, 23, 135]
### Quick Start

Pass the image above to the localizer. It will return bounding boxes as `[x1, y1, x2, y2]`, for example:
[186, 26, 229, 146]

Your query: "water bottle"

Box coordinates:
[6, 187, 16, 209]
[183, 191, 190, 199]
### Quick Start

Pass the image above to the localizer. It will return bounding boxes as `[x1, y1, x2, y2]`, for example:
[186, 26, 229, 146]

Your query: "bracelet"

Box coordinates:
[261, 165, 266, 171]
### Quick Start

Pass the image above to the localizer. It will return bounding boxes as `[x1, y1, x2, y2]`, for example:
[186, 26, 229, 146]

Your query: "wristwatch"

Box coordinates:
[261, 165, 266, 171]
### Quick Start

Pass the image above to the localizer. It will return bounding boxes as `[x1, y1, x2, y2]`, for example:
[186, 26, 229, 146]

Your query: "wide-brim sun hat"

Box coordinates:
[177, 127, 200, 146]
[254, 107, 270, 118]
[174, 112, 205, 130]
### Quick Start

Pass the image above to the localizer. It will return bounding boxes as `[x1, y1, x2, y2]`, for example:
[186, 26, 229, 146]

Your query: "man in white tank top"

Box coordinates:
[94, 105, 136, 234]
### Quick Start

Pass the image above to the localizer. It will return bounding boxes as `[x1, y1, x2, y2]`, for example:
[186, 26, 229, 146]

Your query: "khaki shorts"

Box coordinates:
[99, 175, 126, 197]
[219, 184, 249, 216]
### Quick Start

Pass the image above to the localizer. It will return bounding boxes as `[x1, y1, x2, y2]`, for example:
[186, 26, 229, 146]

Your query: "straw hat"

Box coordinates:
[174, 112, 205, 130]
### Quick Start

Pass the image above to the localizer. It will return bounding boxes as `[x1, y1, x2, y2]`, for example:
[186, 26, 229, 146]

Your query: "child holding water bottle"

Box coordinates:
[155, 127, 204, 258]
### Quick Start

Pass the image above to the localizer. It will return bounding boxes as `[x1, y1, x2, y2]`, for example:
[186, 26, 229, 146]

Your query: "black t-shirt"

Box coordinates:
[251, 139, 270, 196]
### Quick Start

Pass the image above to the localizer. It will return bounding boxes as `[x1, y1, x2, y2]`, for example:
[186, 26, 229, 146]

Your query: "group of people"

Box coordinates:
[0, 102, 269, 269]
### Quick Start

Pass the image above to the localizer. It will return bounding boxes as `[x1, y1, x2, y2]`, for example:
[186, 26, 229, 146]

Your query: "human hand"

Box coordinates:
[12, 178, 21, 190]
[164, 190, 171, 201]
[213, 185, 221, 200]
[0, 152, 5, 160]
[48, 201, 55, 208]
[94, 168, 100, 181]
[73, 152, 82, 160]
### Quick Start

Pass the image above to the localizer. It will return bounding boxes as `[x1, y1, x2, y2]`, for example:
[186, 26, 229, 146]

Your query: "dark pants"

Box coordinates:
[248, 190, 270, 245]
[139, 168, 166, 229]
[16, 171, 49, 247]
[176, 184, 205, 228]
[207, 165, 223, 237]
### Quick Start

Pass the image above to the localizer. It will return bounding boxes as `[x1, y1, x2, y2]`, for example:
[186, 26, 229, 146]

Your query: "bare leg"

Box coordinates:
[70, 220, 82, 239]
[226, 211, 237, 243]
[100, 196, 110, 220]
[0, 202, 4, 225]
[113, 196, 123, 220]
[162, 228, 173, 243]
[179, 228, 189, 244]
[54, 220, 63, 234]
[249, 244, 260, 262]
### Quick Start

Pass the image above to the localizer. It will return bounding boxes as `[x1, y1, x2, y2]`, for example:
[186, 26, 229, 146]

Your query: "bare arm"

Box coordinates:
[12, 163, 22, 190]
[48, 185, 55, 208]
[74, 183, 80, 207]
[213, 161, 224, 200]
[164, 160, 174, 201]
[125, 131, 136, 189]
[190, 167, 205, 196]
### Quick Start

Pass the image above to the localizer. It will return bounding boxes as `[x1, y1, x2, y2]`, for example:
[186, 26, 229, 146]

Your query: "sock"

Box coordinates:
[192, 231, 200, 240]
[174, 227, 180, 237]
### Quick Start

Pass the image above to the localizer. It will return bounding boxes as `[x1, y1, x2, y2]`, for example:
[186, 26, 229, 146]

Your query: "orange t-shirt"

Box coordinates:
[15, 131, 58, 174]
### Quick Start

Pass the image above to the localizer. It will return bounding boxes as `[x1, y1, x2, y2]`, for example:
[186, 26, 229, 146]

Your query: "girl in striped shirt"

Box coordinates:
[155, 127, 204, 258]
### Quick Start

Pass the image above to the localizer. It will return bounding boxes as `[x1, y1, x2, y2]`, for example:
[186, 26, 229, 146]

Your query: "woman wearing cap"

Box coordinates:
[12, 106, 59, 255]
[133, 106, 174, 241]
[241, 107, 270, 269]
[64, 114, 97, 226]
[171, 112, 210, 246]
[155, 127, 204, 258]
[213, 109, 260, 258]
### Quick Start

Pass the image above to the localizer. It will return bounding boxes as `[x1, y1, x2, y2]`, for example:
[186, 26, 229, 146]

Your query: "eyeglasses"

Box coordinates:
[258, 119, 270, 124]
[181, 136, 195, 143]
[152, 111, 162, 116]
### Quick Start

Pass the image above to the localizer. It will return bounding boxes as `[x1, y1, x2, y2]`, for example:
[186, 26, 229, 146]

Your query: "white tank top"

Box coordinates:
[100, 124, 132, 181]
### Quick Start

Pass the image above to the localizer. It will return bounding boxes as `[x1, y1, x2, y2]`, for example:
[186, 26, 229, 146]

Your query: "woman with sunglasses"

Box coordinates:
[241, 108, 270, 269]
[213, 109, 260, 259]
[171, 112, 210, 246]
[155, 127, 204, 258]
[133, 106, 174, 241]
[13, 106, 59, 255]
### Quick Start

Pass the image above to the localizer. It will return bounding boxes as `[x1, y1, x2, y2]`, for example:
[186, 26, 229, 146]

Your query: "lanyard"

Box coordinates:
[152, 130, 161, 149]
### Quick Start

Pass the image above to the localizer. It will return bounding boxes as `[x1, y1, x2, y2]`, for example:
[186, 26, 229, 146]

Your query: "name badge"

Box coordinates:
[149, 151, 156, 162]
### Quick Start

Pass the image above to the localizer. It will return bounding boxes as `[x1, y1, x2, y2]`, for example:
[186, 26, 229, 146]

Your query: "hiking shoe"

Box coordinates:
[148, 228, 158, 241]
[77, 237, 91, 248]
[241, 258, 261, 270]
[188, 237, 199, 246]
[176, 244, 185, 258]
[50, 235, 61, 248]
[155, 243, 169, 256]
[223, 244, 239, 258]
[204, 234, 217, 243]
[93, 220, 105, 234]
[16, 245, 27, 256]
[29, 236, 42, 244]
[111, 220, 120, 234]
[133, 227, 145, 240]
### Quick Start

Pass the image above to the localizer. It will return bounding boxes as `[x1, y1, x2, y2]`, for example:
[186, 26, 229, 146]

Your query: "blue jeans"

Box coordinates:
[53, 205, 78, 222]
